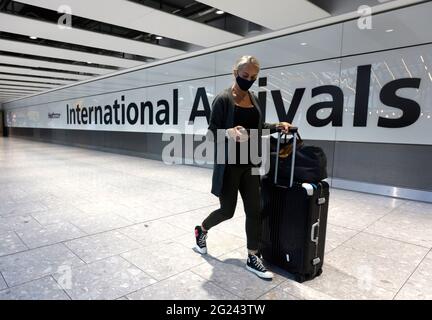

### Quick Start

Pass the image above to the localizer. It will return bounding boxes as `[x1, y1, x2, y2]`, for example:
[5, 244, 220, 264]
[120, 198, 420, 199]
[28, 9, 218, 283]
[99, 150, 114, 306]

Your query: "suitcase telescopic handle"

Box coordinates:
[274, 126, 298, 187]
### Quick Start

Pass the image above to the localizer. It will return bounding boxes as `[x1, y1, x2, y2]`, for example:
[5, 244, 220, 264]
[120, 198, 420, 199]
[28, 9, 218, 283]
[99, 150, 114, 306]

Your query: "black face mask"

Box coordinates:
[235, 73, 256, 91]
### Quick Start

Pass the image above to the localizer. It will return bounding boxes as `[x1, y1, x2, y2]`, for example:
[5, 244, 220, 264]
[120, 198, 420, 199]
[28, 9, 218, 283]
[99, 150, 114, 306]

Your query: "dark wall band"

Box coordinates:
[8, 127, 432, 192]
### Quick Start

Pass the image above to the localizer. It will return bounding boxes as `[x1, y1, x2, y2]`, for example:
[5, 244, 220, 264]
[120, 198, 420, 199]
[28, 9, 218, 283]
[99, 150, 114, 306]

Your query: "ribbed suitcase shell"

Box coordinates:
[260, 176, 329, 282]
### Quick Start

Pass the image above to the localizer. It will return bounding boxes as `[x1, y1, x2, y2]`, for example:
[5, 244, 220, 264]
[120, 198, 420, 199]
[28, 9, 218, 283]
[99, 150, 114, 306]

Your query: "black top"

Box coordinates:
[207, 87, 278, 197]
[233, 104, 259, 165]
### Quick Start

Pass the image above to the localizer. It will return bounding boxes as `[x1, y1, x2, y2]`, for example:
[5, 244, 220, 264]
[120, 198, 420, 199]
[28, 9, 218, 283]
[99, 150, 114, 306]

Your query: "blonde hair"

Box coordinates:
[233, 55, 260, 72]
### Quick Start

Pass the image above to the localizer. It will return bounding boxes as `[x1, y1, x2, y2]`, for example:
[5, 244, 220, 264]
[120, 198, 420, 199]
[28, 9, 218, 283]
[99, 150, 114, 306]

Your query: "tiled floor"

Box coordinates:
[0, 137, 431, 300]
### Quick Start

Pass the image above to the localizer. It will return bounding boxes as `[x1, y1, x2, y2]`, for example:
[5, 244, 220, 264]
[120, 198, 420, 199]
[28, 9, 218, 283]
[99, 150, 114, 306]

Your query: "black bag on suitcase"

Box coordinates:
[268, 133, 328, 184]
[260, 127, 330, 283]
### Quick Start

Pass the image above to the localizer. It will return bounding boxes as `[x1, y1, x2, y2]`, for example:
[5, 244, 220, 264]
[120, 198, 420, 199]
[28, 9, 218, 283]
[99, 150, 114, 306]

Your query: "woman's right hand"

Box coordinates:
[226, 126, 248, 142]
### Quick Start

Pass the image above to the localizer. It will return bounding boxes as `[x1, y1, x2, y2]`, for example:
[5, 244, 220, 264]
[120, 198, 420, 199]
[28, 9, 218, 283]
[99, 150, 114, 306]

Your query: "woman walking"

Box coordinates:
[194, 55, 291, 279]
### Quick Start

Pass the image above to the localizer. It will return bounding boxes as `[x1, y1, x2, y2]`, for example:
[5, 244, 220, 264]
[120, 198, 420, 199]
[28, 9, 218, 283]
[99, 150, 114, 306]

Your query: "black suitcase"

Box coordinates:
[260, 127, 329, 282]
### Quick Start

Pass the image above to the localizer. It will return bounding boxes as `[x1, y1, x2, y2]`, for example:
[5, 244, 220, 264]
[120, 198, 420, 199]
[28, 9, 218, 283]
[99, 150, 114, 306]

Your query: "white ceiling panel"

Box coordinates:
[0, 90, 41, 96]
[0, 91, 40, 97]
[15, 0, 242, 47]
[0, 84, 46, 91]
[0, 96, 23, 103]
[0, 92, 26, 96]
[0, 94, 26, 97]
[0, 80, 54, 88]
[0, 98, 26, 103]
[0, 85, 42, 91]
[195, 0, 330, 30]
[0, 74, 75, 85]
[0, 66, 92, 80]
[0, 55, 116, 75]
[0, 12, 185, 59]
[0, 98, 26, 101]
[0, 91, 27, 94]
[0, 39, 144, 68]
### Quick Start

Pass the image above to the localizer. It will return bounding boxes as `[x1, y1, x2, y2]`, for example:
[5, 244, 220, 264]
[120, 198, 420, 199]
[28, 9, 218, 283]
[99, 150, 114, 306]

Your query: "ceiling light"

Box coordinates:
[300, 42, 307, 46]
[216, 10, 224, 14]
[385, 29, 394, 33]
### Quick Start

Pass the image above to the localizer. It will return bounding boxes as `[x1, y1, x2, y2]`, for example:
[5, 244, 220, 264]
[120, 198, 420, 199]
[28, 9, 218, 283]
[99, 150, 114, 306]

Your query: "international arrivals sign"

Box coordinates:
[5, 64, 432, 145]
[65, 65, 421, 129]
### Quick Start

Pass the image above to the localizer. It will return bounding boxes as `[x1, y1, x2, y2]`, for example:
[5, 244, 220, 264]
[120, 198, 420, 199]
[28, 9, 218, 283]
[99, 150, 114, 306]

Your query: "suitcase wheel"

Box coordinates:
[295, 275, 306, 283]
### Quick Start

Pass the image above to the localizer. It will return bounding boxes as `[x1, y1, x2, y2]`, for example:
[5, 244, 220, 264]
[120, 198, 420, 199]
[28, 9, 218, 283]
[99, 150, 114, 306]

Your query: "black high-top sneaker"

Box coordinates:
[194, 226, 207, 254]
[246, 253, 274, 279]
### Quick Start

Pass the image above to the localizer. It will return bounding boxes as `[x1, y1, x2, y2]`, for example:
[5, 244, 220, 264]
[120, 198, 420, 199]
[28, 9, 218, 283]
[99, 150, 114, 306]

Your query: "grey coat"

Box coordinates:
[207, 87, 278, 197]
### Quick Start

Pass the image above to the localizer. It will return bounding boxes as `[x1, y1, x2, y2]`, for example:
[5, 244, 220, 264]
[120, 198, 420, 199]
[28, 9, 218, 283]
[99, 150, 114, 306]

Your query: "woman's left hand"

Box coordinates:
[276, 122, 292, 134]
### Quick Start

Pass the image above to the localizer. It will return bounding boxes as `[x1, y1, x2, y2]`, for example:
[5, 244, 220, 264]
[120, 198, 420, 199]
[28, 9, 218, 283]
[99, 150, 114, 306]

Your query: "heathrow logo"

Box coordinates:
[48, 112, 61, 119]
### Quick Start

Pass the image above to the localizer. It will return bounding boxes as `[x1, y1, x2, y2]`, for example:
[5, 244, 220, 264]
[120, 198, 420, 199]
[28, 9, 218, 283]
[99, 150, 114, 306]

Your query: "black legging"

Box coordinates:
[202, 164, 262, 251]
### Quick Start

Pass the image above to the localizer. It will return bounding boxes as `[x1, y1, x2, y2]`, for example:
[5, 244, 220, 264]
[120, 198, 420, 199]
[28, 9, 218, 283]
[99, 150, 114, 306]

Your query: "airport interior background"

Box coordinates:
[0, 0, 431, 301]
